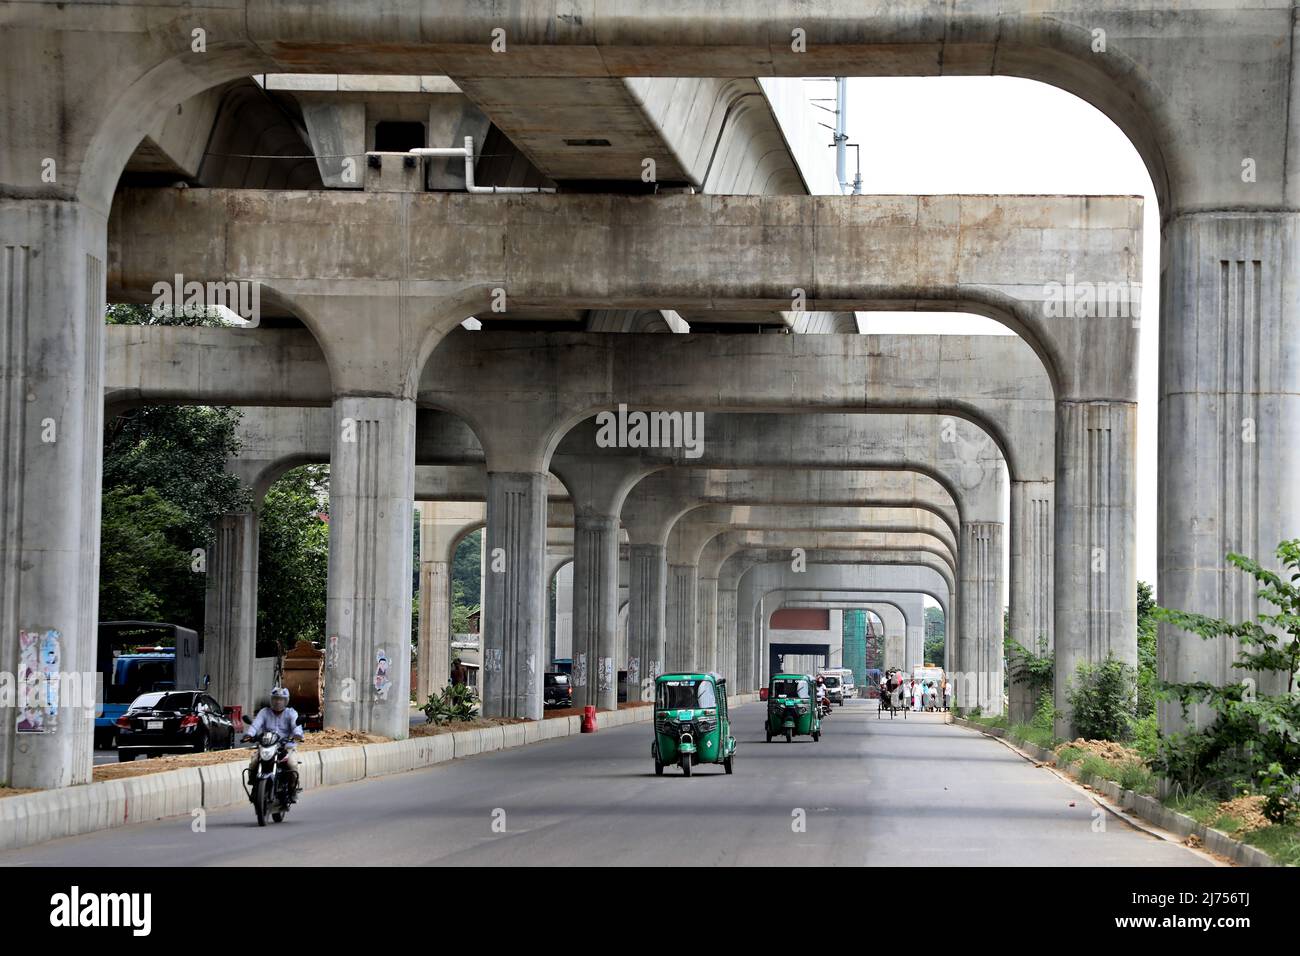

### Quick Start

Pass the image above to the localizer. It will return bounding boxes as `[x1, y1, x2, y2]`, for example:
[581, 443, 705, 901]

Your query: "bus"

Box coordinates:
[95, 621, 201, 747]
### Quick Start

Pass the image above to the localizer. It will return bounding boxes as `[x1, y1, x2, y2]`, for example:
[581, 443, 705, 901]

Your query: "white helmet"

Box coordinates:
[271, 687, 290, 700]
[270, 687, 290, 710]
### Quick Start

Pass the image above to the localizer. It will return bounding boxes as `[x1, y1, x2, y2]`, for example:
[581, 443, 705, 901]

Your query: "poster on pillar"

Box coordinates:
[17, 629, 61, 734]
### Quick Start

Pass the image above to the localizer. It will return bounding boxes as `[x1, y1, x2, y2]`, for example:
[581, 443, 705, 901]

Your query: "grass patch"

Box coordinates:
[1164, 790, 1300, 865]
[1239, 824, 1300, 866]
[1007, 721, 1059, 751]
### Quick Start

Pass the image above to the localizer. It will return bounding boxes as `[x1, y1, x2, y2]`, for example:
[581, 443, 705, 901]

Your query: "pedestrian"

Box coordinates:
[450, 656, 468, 687]
[944, 680, 953, 711]
[912, 678, 921, 712]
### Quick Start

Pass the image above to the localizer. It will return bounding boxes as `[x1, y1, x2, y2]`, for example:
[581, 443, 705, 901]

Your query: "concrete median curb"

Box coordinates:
[2, 694, 763, 853]
[0, 699, 699, 853]
[949, 716, 1278, 867]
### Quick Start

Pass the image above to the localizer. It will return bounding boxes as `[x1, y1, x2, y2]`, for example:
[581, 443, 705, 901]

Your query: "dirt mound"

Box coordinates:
[93, 747, 247, 781]
[91, 727, 392, 782]
[300, 727, 389, 749]
[1214, 794, 1271, 834]
[1055, 737, 1144, 765]
[408, 716, 526, 737]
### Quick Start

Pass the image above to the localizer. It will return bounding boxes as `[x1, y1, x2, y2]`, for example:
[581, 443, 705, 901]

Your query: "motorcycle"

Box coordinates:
[240, 715, 302, 826]
[816, 693, 832, 719]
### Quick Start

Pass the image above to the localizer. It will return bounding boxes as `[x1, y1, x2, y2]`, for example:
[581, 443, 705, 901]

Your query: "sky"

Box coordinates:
[820, 76, 1159, 594]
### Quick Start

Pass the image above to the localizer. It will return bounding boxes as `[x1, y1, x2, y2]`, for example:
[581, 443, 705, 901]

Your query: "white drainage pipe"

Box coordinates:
[410, 136, 556, 194]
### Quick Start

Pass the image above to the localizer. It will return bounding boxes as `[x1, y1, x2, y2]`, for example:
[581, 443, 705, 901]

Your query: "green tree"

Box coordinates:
[100, 304, 247, 629]
[1136, 580, 1159, 718]
[1154, 541, 1300, 820]
[256, 466, 329, 655]
[98, 488, 195, 622]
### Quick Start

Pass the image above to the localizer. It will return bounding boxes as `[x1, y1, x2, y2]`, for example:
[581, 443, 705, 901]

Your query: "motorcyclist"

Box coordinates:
[243, 687, 304, 801]
[814, 675, 828, 712]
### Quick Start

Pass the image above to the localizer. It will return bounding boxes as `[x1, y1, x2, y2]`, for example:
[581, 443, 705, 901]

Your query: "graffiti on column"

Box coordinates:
[373, 650, 391, 701]
[574, 652, 587, 687]
[598, 657, 613, 692]
[17, 629, 61, 733]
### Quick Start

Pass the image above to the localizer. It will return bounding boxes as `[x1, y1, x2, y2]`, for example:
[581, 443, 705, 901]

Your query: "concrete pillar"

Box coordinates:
[1158, 212, 1300, 733]
[571, 513, 619, 710]
[204, 511, 259, 715]
[665, 563, 698, 672]
[716, 586, 738, 682]
[735, 571, 757, 692]
[626, 543, 666, 701]
[959, 521, 1004, 715]
[1009, 480, 1054, 723]
[0, 201, 104, 788]
[1054, 401, 1137, 737]
[696, 575, 719, 673]
[323, 396, 416, 739]
[481, 472, 547, 719]
[415, 540, 450, 704]
[553, 561, 573, 659]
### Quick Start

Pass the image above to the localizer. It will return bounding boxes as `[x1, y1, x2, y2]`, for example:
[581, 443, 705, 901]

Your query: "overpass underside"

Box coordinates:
[1, 2, 1296, 796]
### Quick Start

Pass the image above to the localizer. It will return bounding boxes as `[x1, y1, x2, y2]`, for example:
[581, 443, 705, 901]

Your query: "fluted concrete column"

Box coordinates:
[482, 472, 547, 719]
[552, 561, 573, 660]
[1054, 401, 1137, 737]
[323, 396, 416, 739]
[959, 521, 1004, 715]
[666, 563, 698, 672]
[416, 558, 449, 703]
[1009, 480, 1054, 723]
[696, 575, 719, 673]
[572, 513, 619, 711]
[1159, 212, 1300, 733]
[0, 202, 104, 788]
[735, 571, 757, 692]
[716, 586, 738, 682]
[204, 511, 259, 714]
[626, 543, 666, 701]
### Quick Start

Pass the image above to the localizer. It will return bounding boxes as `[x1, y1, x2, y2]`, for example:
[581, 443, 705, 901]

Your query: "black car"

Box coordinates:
[115, 690, 236, 761]
[543, 673, 573, 709]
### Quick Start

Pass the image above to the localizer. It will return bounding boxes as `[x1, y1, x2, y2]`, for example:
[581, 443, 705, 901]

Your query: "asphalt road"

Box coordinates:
[3, 701, 1209, 866]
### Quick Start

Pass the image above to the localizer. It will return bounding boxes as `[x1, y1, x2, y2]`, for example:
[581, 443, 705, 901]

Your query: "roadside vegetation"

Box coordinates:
[979, 546, 1300, 863]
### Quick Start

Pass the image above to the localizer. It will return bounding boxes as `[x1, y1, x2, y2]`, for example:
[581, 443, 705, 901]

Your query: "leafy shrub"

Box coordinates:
[1154, 540, 1300, 805]
[422, 683, 479, 725]
[1067, 656, 1137, 741]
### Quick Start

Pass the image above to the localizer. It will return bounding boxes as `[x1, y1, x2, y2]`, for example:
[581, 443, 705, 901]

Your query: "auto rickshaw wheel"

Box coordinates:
[813, 731, 821, 742]
[765, 730, 772, 742]
[680, 757, 692, 776]
[654, 759, 663, 775]
[784, 729, 792, 743]
[724, 754, 734, 774]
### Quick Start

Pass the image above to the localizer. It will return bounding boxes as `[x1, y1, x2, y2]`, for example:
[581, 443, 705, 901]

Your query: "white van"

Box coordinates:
[819, 668, 855, 701]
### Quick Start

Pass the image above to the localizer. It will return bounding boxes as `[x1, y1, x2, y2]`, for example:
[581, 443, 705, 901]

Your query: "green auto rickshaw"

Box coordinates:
[765, 673, 821, 743]
[651, 672, 737, 776]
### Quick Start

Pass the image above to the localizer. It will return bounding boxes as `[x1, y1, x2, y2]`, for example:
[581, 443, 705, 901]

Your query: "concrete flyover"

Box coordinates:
[104, 320, 1078, 725]
[3, 2, 1293, 798]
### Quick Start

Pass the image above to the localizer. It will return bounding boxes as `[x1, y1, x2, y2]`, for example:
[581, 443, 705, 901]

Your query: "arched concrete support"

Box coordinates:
[323, 396, 416, 739]
[779, 596, 926, 674]
[626, 543, 666, 701]
[737, 561, 980, 708]
[1008, 479, 1054, 724]
[203, 511, 259, 718]
[415, 502, 485, 704]
[547, 457, 651, 711]
[730, 550, 956, 692]
[0, 203, 105, 789]
[1158, 213, 1300, 735]
[481, 472, 548, 720]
